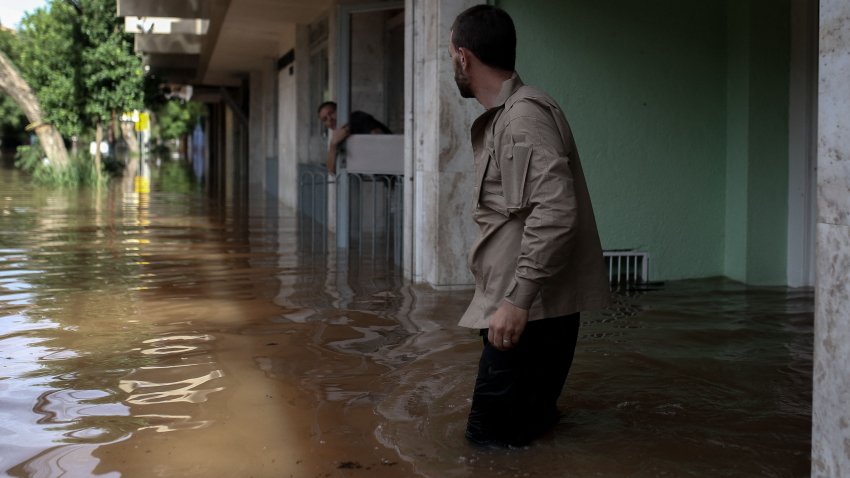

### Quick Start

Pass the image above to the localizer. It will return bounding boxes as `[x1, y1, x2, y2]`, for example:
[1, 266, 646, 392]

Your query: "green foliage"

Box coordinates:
[154, 160, 201, 195]
[16, 0, 146, 138]
[0, 26, 20, 61]
[15, 144, 105, 187]
[18, 2, 85, 138]
[6, 0, 158, 186]
[156, 100, 207, 141]
[78, 0, 144, 122]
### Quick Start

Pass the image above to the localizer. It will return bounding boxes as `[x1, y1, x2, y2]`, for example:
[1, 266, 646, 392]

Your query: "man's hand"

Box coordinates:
[487, 300, 529, 351]
[326, 125, 351, 175]
[330, 124, 350, 147]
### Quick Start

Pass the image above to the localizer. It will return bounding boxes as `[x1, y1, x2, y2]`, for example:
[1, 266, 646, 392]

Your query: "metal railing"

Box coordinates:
[348, 173, 403, 264]
[298, 164, 329, 253]
[297, 163, 402, 263]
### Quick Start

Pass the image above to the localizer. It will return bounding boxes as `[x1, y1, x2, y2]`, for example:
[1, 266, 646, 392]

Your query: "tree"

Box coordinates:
[11, 0, 148, 178]
[0, 50, 70, 168]
[0, 22, 70, 167]
[77, 0, 145, 171]
[17, 3, 85, 139]
[156, 99, 206, 160]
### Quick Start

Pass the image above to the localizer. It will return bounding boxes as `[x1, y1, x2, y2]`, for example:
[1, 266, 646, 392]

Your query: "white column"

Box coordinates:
[812, 1, 850, 475]
[276, 29, 300, 211]
[404, 0, 480, 286]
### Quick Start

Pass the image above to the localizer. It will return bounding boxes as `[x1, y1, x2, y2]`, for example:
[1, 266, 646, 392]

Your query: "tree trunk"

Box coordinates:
[180, 134, 188, 162]
[119, 121, 140, 192]
[94, 119, 103, 174]
[0, 50, 69, 168]
[109, 110, 116, 160]
[120, 121, 139, 156]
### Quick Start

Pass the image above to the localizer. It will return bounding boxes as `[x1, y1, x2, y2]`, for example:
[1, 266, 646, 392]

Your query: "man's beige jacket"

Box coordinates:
[459, 74, 611, 329]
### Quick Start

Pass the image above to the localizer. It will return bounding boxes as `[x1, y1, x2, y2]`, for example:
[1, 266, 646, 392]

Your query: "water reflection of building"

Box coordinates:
[117, 0, 849, 473]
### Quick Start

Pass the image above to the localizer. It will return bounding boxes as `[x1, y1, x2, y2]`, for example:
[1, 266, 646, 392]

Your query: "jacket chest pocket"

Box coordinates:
[502, 142, 532, 213]
[477, 147, 509, 216]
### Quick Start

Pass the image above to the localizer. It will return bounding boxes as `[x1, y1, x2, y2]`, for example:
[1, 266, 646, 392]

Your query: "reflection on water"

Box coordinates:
[0, 165, 813, 477]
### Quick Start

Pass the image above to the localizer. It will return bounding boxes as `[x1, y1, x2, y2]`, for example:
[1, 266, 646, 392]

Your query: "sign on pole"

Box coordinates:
[135, 112, 150, 132]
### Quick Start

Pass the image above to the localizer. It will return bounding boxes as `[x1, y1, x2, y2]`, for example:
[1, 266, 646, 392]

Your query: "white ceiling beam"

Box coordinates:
[124, 17, 210, 35]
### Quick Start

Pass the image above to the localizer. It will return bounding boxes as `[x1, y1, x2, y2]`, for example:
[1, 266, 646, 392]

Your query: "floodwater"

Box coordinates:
[0, 162, 813, 477]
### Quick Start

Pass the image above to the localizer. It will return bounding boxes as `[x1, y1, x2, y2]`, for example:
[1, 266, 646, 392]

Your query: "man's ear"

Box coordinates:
[457, 47, 470, 70]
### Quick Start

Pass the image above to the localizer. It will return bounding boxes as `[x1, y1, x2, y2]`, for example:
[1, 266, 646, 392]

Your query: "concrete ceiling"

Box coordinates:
[135, 34, 203, 55]
[118, 0, 211, 19]
[119, 0, 331, 87]
[203, 0, 330, 84]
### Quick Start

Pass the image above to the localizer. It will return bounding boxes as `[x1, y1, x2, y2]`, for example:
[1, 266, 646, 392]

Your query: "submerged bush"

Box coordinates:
[15, 144, 106, 187]
[154, 159, 200, 195]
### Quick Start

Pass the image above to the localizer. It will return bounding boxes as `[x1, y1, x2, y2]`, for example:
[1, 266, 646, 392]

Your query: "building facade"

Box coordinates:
[118, 1, 848, 473]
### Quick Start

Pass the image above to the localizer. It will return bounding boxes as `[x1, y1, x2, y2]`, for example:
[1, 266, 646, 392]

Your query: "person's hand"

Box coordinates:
[330, 124, 350, 147]
[487, 300, 528, 351]
[326, 125, 351, 175]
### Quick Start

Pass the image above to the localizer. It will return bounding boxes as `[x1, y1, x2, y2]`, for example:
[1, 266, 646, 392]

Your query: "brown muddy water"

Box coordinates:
[0, 163, 813, 477]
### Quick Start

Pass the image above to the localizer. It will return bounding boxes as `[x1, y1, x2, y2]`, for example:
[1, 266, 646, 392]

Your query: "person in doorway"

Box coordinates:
[449, 5, 610, 447]
[317, 101, 391, 174]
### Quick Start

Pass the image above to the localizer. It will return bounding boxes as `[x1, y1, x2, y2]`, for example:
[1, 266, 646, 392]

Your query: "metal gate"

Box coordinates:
[298, 164, 402, 264]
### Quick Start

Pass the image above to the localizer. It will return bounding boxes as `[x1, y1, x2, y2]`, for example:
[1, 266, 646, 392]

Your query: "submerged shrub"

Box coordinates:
[155, 159, 200, 195]
[15, 144, 106, 187]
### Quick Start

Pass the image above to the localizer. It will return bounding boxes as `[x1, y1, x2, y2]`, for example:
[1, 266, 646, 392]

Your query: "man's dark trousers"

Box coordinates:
[465, 313, 580, 447]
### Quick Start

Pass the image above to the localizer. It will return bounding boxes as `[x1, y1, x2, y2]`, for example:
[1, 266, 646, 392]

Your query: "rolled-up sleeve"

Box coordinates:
[501, 101, 577, 310]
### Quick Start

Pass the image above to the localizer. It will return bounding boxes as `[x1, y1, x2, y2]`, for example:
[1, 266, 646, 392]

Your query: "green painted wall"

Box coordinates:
[725, 0, 751, 281]
[724, 0, 791, 285]
[741, 0, 790, 285]
[499, 0, 790, 284]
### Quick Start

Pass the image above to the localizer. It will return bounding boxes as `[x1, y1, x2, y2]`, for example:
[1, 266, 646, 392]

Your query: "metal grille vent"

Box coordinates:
[603, 251, 648, 287]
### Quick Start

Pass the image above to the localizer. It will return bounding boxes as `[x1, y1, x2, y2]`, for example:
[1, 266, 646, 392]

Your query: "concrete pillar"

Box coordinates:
[295, 25, 311, 173]
[812, 1, 850, 475]
[264, 58, 279, 195]
[248, 67, 269, 193]
[277, 62, 299, 210]
[404, 0, 480, 286]
[276, 29, 301, 211]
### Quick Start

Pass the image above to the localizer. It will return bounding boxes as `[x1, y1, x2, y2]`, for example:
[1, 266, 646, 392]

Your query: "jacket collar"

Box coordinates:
[490, 72, 524, 110]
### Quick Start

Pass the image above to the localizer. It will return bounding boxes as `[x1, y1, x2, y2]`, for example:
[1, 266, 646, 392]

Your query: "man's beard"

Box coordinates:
[454, 65, 474, 98]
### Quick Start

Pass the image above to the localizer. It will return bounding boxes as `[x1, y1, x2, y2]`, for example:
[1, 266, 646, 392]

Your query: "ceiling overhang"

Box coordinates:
[117, 0, 331, 91]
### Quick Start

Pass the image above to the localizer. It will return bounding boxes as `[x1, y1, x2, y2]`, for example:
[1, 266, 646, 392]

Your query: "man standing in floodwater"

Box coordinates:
[450, 5, 610, 447]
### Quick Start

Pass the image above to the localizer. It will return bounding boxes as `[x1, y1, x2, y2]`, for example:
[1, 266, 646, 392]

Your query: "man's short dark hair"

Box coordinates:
[317, 101, 336, 115]
[451, 5, 516, 72]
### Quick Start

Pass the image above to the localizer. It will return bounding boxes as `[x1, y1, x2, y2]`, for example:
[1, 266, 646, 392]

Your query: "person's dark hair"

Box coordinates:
[317, 101, 337, 115]
[349, 111, 392, 135]
[451, 5, 516, 72]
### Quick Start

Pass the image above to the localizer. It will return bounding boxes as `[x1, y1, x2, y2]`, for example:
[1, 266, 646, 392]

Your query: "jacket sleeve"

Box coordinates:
[501, 100, 578, 310]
